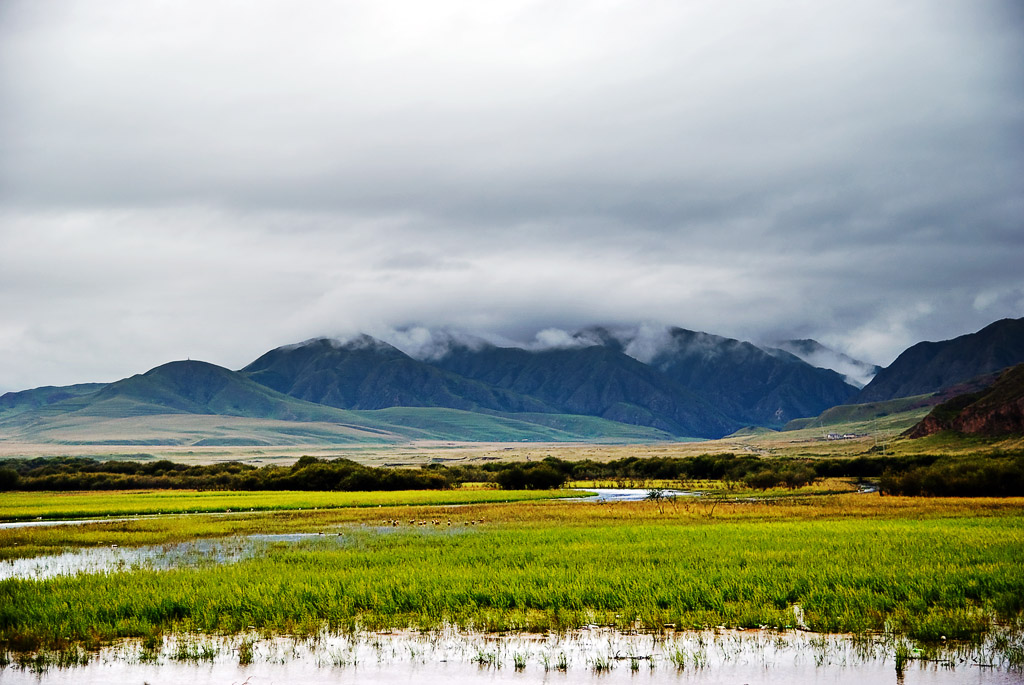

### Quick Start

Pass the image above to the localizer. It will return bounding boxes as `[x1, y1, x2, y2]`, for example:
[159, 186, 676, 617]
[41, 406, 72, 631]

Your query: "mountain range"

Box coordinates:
[242, 326, 862, 437]
[1, 317, 1021, 445]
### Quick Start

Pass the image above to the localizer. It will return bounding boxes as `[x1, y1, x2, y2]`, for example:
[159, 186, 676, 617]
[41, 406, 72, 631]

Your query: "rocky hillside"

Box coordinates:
[905, 364, 1024, 438]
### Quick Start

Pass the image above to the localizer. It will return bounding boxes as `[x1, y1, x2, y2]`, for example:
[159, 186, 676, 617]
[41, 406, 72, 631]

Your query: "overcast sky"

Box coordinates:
[1, 0, 1022, 391]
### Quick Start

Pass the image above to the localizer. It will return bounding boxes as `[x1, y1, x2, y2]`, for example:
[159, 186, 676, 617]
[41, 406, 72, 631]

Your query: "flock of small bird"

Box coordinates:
[306, 518, 490, 536]
[378, 518, 485, 527]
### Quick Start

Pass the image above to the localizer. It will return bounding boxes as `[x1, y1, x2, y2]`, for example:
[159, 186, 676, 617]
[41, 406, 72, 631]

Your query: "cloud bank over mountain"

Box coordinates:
[0, 1, 1021, 391]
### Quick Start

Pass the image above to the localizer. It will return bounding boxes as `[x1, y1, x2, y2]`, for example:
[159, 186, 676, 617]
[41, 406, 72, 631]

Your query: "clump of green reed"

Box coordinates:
[55, 645, 90, 668]
[16, 650, 54, 673]
[472, 649, 499, 668]
[171, 638, 218, 663]
[237, 637, 255, 665]
[1006, 642, 1024, 671]
[894, 640, 911, 675]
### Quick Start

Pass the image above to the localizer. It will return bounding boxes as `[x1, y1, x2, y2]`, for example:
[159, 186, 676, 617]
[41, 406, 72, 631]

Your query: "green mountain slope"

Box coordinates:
[430, 343, 740, 438]
[0, 383, 107, 418]
[360, 407, 674, 442]
[63, 360, 361, 422]
[783, 395, 935, 431]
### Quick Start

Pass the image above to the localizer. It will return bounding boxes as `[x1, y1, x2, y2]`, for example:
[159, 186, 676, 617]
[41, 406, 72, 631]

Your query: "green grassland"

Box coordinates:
[0, 494, 1022, 654]
[782, 396, 933, 431]
[366, 407, 673, 442]
[0, 407, 673, 449]
[0, 488, 582, 523]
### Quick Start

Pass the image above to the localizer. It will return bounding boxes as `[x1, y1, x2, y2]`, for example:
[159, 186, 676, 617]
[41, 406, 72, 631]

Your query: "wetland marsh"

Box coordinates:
[0, 489, 1022, 682]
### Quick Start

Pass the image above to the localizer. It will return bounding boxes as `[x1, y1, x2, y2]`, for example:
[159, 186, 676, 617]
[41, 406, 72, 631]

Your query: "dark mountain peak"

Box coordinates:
[285, 335, 407, 358]
[567, 326, 626, 352]
[402, 328, 496, 361]
[337, 334, 403, 354]
[777, 338, 823, 356]
[662, 327, 764, 363]
[241, 333, 552, 413]
[857, 317, 1024, 403]
[97, 359, 248, 407]
[243, 335, 409, 378]
[652, 327, 858, 426]
[977, 317, 1024, 338]
[77, 359, 352, 423]
[144, 359, 232, 377]
[768, 339, 881, 388]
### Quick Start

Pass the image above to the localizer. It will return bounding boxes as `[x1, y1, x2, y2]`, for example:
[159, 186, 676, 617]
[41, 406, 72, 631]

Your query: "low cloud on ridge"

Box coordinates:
[0, 1, 1021, 391]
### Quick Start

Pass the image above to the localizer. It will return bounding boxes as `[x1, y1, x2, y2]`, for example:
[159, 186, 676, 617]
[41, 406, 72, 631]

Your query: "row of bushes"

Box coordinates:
[0, 456, 567, 492]
[0, 457, 443, 492]
[1, 452, 1022, 495]
[442, 454, 825, 490]
[879, 454, 1024, 496]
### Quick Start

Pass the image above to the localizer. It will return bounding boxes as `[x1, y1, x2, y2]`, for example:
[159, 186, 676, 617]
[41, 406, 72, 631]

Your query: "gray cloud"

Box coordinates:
[0, 1, 1022, 391]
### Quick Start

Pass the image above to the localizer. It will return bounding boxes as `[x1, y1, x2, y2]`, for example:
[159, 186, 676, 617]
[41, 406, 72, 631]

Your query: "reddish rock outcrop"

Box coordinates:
[906, 364, 1024, 438]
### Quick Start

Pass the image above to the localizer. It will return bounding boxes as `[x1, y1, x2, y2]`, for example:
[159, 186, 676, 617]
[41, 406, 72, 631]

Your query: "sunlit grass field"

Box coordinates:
[0, 488, 582, 522]
[1, 493, 1022, 654]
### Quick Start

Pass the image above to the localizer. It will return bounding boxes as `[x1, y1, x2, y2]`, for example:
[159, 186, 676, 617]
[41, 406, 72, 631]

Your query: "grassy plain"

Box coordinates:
[0, 488, 580, 523]
[0, 405, 674, 450]
[7, 412, 1020, 468]
[1, 493, 1022, 654]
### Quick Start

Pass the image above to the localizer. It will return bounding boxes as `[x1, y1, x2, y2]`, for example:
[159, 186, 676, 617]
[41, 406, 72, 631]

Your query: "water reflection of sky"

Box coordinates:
[0, 534, 346, 581]
[570, 488, 697, 502]
[0, 626, 1018, 684]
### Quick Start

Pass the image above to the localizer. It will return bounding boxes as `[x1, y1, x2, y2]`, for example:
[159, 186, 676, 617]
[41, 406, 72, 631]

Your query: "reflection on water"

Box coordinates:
[0, 518, 138, 530]
[0, 533, 347, 581]
[0, 627, 1020, 684]
[571, 488, 697, 502]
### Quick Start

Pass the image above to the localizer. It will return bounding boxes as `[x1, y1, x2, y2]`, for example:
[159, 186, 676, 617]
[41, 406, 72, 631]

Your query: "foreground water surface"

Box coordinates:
[1, 627, 1019, 685]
